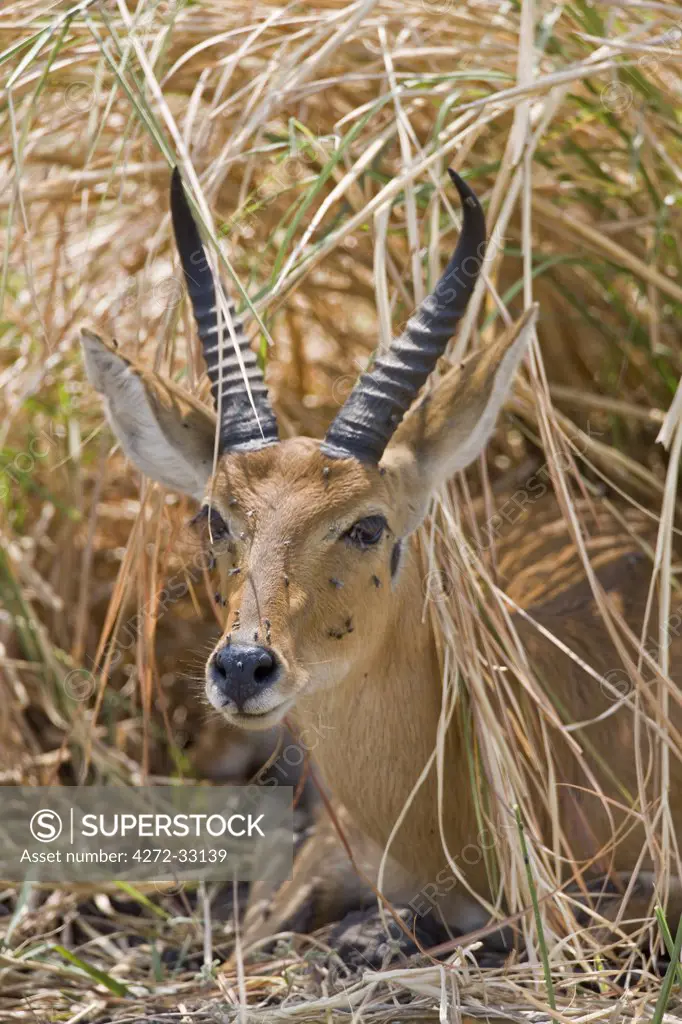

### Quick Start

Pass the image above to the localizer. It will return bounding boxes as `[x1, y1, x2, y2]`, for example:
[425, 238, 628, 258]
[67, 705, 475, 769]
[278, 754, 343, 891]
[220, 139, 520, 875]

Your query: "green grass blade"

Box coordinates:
[52, 944, 129, 996]
[514, 804, 556, 1011]
[654, 905, 682, 1000]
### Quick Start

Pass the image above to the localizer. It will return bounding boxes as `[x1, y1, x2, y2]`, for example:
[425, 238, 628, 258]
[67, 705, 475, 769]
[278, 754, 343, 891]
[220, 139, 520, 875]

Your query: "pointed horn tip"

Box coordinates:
[446, 168, 483, 212]
[170, 166, 192, 221]
[169, 166, 208, 281]
[169, 167, 201, 240]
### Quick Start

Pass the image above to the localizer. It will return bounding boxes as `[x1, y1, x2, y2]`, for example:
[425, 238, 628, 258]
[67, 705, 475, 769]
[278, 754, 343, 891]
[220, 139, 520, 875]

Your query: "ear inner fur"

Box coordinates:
[81, 329, 215, 498]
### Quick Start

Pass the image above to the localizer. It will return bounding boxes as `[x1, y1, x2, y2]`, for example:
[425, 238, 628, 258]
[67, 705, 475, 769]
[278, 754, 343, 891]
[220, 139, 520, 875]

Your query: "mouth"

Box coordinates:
[226, 699, 293, 730]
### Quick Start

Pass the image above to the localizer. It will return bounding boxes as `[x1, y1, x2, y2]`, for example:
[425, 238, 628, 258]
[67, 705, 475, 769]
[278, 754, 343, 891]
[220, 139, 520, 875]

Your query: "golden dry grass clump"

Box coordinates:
[1, 0, 682, 1019]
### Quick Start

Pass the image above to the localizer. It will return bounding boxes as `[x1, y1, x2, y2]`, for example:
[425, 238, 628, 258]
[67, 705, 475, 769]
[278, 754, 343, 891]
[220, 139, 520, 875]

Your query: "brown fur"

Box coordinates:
[244, 490, 682, 939]
[82, 311, 681, 937]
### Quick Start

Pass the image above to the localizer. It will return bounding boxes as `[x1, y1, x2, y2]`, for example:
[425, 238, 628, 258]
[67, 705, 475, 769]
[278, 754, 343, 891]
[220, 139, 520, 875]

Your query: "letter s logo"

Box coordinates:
[30, 809, 63, 843]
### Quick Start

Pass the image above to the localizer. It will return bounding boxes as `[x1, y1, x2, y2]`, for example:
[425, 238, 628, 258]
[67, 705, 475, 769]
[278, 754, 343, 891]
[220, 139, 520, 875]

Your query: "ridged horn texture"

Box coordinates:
[170, 167, 279, 452]
[321, 170, 487, 464]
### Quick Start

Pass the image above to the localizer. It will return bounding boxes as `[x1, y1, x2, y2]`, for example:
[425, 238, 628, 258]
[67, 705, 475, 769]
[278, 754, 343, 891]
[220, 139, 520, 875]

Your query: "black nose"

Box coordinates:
[210, 644, 280, 710]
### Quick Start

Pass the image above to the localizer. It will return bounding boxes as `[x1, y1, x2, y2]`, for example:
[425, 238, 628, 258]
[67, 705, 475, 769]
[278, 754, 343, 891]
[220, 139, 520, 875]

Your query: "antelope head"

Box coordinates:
[82, 168, 534, 731]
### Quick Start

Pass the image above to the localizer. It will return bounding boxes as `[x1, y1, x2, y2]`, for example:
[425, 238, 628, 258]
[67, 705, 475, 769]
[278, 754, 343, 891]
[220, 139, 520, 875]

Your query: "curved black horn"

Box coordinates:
[321, 170, 486, 464]
[170, 167, 279, 452]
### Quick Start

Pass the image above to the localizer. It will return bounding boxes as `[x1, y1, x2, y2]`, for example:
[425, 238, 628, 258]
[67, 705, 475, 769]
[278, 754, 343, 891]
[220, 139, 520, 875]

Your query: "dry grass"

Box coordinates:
[2, 0, 682, 1019]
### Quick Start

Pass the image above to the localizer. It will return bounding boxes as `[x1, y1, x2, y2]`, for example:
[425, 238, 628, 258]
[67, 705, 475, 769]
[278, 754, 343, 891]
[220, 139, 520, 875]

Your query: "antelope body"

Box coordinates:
[82, 168, 682, 939]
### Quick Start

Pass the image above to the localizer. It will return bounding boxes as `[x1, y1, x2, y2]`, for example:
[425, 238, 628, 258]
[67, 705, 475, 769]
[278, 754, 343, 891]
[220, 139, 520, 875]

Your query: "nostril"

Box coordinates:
[212, 649, 229, 682]
[254, 652, 274, 684]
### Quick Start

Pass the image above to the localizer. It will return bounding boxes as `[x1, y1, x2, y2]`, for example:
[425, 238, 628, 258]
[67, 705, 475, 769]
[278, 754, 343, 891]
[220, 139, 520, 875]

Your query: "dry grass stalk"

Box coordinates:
[1, 0, 682, 1018]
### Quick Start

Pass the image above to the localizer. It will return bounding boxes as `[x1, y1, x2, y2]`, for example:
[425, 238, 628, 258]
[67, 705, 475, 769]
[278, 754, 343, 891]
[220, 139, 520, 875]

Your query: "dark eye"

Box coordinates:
[190, 505, 230, 544]
[346, 515, 387, 548]
[207, 507, 230, 543]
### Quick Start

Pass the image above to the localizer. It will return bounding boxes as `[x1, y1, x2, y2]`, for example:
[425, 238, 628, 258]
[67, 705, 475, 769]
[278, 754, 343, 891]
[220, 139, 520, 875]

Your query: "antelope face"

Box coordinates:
[82, 167, 535, 732]
[194, 438, 420, 728]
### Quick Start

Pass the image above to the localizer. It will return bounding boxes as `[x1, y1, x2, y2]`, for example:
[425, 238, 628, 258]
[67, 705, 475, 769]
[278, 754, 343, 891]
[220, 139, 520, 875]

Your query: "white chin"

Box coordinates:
[226, 700, 292, 731]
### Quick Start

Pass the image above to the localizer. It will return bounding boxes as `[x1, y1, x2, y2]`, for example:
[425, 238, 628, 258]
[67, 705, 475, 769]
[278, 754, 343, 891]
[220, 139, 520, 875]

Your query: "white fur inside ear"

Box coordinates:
[81, 331, 211, 499]
[432, 307, 536, 479]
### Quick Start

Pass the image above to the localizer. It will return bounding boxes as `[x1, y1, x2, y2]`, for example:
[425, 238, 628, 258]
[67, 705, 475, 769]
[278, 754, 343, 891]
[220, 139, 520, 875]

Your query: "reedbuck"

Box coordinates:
[83, 168, 682, 940]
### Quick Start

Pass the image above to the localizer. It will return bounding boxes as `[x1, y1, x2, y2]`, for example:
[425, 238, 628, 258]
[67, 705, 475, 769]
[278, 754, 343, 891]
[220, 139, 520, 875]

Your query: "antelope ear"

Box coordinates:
[385, 306, 537, 530]
[81, 329, 216, 499]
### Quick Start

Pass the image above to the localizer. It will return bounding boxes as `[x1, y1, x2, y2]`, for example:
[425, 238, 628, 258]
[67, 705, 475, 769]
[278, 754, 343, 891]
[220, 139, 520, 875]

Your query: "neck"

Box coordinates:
[293, 536, 481, 889]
